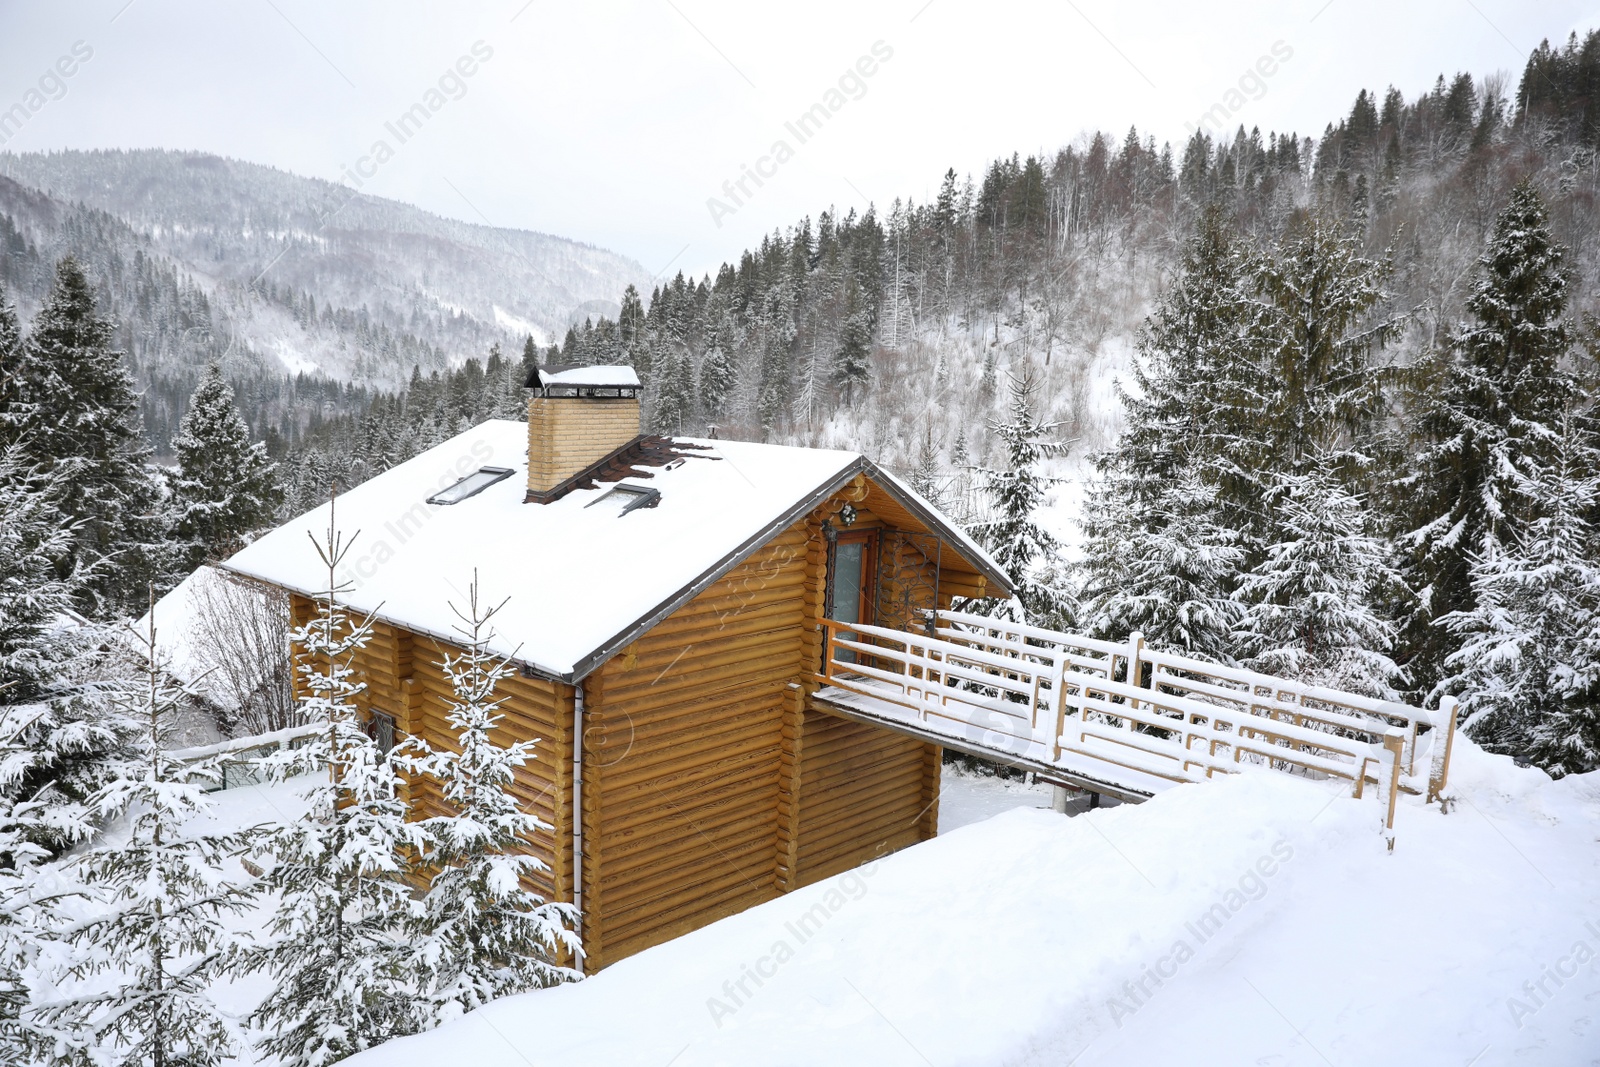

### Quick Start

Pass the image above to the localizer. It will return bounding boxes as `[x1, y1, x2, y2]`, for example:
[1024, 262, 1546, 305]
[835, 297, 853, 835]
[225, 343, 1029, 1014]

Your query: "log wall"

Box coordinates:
[286, 593, 572, 907]
[282, 469, 985, 974]
[580, 523, 811, 969]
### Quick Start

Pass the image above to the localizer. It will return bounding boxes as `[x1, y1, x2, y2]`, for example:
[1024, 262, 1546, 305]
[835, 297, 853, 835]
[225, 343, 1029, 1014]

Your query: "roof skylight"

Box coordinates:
[427, 466, 514, 506]
[585, 483, 661, 516]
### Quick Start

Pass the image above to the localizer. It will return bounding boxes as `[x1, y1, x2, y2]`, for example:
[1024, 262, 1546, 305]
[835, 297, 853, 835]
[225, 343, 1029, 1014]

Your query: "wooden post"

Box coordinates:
[1126, 631, 1146, 688]
[821, 621, 835, 682]
[1428, 696, 1459, 806]
[1380, 728, 1404, 851]
[1050, 652, 1069, 763]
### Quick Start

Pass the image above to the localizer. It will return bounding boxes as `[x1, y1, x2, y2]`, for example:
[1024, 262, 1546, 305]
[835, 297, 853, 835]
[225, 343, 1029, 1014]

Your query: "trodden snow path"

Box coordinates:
[351, 740, 1600, 1067]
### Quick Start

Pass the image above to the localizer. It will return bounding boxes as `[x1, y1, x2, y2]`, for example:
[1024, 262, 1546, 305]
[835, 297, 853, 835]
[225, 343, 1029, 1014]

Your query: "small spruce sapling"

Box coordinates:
[393, 573, 580, 1027]
[236, 504, 421, 1067]
[37, 594, 261, 1067]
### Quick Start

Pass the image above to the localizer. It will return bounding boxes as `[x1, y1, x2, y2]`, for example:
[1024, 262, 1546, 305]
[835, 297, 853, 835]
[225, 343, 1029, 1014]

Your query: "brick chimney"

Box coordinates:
[526, 365, 642, 498]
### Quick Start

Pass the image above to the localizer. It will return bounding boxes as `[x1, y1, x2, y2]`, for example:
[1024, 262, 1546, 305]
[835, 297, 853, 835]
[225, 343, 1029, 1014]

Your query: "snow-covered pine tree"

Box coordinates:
[237, 507, 422, 1067]
[832, 280, 872, 407]
[967, 370, 1075, 629]
[0, 790, 84, 1065]
[0, 445, 142, 859]
[37, 598, 261, 1067]
[0, 259, 170, 616]
[1441, 417, 1600, 773]
[1248, 211, 1398, 532]
[908, 424, 945, 509]
[1102, 207, 1269, 532]
[1079, 210, 1262, 652]
[697, 296, 736, 420]
[651, 341, 694, 435]
[168, 361, 282, 571]
[1235, 464, 1406, 697]
[0, 285, 20, 421]
[1080, 468, 1244, 662]
[393, 575, 579, 1027]
[1406, 180, 1576, 690]
[0, 477, 99, 1062]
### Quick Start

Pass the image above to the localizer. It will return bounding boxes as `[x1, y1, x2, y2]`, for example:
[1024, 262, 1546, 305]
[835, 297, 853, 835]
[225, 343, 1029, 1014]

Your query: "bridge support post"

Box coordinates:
[1051, 785, 1069, 814]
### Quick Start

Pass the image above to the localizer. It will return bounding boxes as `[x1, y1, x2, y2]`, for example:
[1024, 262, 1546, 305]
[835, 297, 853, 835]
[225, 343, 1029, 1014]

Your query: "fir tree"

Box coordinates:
[0, 259, 168, 616]
[908, 424, 945, 508]
[168, 361, 282, 570]
[1105, 208, 1268, 533]
[0, 445, 82, 704]
[1081, 468, 1243, 661]
[394, 576, 578, 1027]
[1441, 418, 1600, 773]
[0, 446, 141, 858]
[1406, 181, 1576, 689]
[1235, 464, 1406, 696]
[1253, 209, 1399, 478]
[1080, 210, 1259, 654]
[0, 285, 20, 421]
[651, 342, 693, 435]
[697, 297, 736, 420]
[967, 370, 1074, 628]
[832, 280, 872, 406]
[237, 509, 422, 1066]
[37, 600, 261, 1067]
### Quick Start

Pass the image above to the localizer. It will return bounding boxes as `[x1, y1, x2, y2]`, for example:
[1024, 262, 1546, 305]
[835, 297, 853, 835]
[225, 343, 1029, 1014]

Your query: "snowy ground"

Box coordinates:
[935, 764, 1122, 832]
[341, 738, 1599, 1067]
[935, 765, 1053, 832]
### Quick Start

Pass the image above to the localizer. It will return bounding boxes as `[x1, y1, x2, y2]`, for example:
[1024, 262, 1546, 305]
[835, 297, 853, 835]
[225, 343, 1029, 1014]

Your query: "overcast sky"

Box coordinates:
[1, 1, 1594, 280]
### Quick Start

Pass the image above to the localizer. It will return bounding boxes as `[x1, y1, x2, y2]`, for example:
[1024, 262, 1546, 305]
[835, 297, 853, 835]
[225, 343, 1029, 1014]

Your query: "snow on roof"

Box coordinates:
[134, 565, 220, 688]
[223, 421, 874, 680]
[543, 364, 640, 388]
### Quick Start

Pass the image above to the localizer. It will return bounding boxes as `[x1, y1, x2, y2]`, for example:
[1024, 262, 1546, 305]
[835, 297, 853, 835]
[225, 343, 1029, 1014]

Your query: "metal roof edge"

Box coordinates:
[568, 457, 870, 681]
[213, 561, 577, 684]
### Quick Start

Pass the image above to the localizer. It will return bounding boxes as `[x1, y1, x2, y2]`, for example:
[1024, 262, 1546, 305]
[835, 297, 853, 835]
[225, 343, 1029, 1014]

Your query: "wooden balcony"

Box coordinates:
[811, 610, 1457, 831]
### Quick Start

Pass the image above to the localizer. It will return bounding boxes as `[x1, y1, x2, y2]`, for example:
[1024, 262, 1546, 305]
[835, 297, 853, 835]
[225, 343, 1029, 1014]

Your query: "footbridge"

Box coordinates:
[811, 611, 1457, 834]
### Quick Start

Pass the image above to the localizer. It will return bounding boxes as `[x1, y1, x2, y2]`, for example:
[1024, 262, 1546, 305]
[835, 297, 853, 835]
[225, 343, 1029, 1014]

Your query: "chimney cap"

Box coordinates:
[537, 364, 641, 398]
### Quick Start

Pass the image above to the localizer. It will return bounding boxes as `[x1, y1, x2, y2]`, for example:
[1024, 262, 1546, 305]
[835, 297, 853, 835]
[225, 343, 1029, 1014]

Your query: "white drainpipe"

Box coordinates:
[572, 681, 585, 951]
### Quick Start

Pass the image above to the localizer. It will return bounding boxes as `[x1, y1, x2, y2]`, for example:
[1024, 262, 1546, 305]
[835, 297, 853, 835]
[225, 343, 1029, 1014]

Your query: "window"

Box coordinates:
[368, 710, 397, 757]
[428, 466, 514, 505]
[584, 483, 661, 516]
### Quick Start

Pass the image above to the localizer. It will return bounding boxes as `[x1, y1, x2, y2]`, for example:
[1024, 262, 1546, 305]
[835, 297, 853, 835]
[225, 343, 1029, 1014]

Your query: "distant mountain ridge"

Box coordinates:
[0, 147, 649, 451]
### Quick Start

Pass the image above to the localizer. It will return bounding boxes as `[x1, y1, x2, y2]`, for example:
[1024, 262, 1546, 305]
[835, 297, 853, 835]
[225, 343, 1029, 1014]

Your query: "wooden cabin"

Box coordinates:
[225, 366, 1012, 972]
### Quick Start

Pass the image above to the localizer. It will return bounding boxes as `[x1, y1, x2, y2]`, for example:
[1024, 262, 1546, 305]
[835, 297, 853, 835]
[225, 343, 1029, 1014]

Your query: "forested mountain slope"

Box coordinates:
[0, 148, 649, 453]
[285, 32, 1600, 520]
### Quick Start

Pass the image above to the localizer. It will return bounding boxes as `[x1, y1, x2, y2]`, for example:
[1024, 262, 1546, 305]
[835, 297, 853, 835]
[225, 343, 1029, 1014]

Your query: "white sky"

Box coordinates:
[0, 1, 1593, 280]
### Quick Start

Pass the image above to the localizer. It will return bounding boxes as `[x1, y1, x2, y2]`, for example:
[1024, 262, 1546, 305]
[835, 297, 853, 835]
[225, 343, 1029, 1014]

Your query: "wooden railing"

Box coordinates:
[815, 611, 1458, 833]
[170, 723, 323, 791]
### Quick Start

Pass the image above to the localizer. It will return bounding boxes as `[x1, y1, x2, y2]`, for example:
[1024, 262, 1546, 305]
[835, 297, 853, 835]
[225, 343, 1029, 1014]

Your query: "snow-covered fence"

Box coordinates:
[816, 610, 1457, 832]
[168, 723, 322, 791]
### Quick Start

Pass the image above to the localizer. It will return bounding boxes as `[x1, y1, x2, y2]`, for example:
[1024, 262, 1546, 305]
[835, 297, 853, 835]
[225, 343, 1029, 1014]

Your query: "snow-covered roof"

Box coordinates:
[543, 364, 640, 388]
[223, 420, 1008, 681]
[134, 566, 220, 688]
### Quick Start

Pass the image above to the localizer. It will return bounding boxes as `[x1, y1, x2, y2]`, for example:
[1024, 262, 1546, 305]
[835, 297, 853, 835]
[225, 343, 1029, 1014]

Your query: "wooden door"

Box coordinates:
[828, 529, 878, 663]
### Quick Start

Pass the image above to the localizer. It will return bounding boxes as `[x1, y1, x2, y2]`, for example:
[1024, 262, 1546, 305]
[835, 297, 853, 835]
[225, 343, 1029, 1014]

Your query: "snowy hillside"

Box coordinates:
[0, 149, 651, 446]
[343, 741, 1600, 1067]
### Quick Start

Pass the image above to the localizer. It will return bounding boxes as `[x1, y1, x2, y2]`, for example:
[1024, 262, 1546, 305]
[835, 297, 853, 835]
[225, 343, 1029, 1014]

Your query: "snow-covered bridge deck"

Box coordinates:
[811, 611, 1457, 825]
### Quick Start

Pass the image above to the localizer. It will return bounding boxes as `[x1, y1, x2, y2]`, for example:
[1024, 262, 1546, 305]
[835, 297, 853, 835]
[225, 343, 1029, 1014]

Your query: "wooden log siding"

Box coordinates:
[285, 593, 571, 907]
[784, 481, 944, 890]
[582, 525, 811, 968]
[280, 468, 988, 974]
